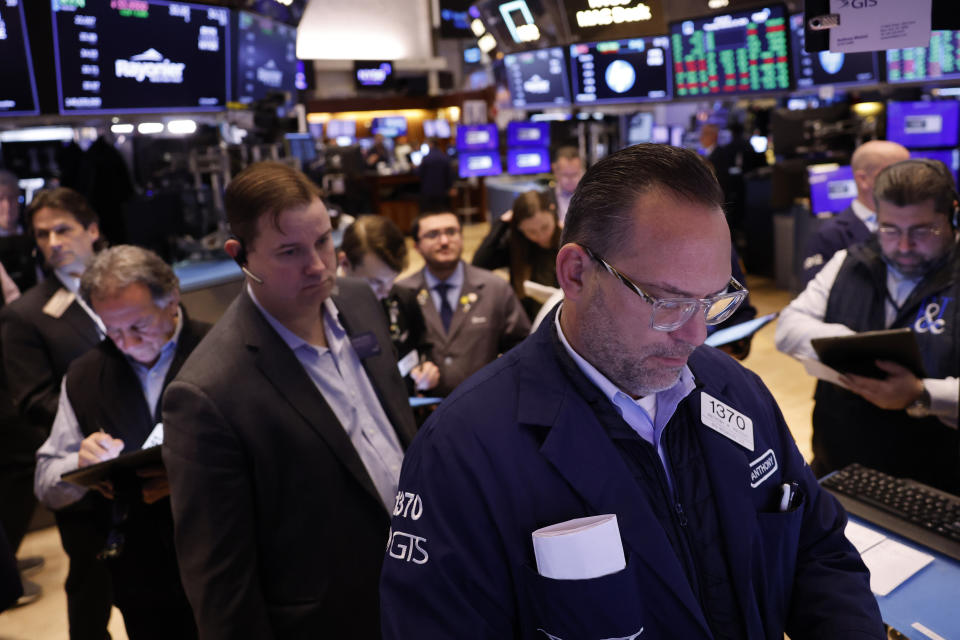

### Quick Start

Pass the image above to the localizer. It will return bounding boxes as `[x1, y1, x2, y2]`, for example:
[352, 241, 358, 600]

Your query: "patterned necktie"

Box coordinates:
[434, 282, 454, 332]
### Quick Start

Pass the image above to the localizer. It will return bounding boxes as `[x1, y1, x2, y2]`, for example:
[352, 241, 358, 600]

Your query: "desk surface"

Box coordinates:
[851, 515, 960, 639]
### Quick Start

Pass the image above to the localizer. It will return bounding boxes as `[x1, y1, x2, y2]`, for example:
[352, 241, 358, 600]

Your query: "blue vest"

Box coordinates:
[814, 240, 960, 493]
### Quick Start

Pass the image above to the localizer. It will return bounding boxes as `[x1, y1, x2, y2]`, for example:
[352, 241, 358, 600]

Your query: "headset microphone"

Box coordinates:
[231, 238, 265, 285]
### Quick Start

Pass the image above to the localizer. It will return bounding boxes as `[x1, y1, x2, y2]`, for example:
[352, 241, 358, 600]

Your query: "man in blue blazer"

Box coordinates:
[380, 145, 883, 639]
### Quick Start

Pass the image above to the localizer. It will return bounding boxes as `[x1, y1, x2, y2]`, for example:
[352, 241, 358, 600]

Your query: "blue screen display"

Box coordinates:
[458, 151, 502, 177]
[887, 101, 960, 149]
[507, 148, 550, 175]
[506, 121, 549, 147]
[808, 164, 857, 216]
[456, 124, 499, 151]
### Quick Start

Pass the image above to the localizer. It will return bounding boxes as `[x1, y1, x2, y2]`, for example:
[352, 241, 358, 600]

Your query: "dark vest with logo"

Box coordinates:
[63, 313, 209, 622]
[813, 240, 960, 493]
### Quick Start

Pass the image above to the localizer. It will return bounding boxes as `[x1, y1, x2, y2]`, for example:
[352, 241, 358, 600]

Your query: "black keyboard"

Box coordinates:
[820, 463, 960, 563]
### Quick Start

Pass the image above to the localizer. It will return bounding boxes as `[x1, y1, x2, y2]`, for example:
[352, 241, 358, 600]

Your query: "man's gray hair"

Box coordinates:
[560, 144, 724, 260]
[80, 245, 179, 306]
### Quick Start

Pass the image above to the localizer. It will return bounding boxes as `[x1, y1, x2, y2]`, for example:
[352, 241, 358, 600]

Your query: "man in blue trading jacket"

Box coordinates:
[35, 245, 205, 639]
[380, 145, 883, 639]
[800, 140, 909, 286]
[777, 159, 960, 493]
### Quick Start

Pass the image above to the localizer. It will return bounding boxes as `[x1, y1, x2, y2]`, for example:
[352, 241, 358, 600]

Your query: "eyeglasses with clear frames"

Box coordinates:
[583, 246, 748, 332]
[876, 224, 945, 244]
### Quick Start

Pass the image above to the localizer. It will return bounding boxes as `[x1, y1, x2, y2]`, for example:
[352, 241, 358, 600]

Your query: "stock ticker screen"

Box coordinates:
[886, 30, 960, 84]
[51, 0, 230, 114]
[0, 1, 40, 116]
[570, 35, 673, 104]
[670, 5, 790, 97]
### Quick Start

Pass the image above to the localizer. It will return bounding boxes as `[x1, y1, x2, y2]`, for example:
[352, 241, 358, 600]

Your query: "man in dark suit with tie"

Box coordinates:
[161, 162, 418, 639]
[0, 187, 113, 638]
[397, 211, 529, 396]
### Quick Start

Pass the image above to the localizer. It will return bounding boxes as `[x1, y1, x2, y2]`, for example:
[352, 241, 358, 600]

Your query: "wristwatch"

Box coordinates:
[905, 385, 932, 418]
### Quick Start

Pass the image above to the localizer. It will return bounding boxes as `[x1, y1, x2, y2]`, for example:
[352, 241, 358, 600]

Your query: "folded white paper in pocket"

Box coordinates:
[532, 514, 626, 580]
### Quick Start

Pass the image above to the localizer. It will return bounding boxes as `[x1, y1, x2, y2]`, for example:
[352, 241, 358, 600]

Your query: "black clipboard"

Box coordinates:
[61, 446, 162, 488]
[811, 328, 925, 379]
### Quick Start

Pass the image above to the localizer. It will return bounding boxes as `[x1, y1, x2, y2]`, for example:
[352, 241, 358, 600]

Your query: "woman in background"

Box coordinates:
[339, 215, 440, 393]
[473, 189, 561, 319]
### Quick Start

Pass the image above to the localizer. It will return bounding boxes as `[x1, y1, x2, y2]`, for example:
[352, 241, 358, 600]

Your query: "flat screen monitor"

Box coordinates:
[808, 164, 857, 216]
[424, 119, 452, 138]
[507, 147, 550, 175]
[456, 124, 498, 151]
[670, 5, 791, 97]
[625, 112, 654, 145]
[506, 121, 549, 147]
[234, 10, 298, 105]
[459, 151, 502, 178]
[788, 13, 878, 89]
[371, 116, 407, 138]
[0, 1, 39, 116]
[503, 47, 571, 108]
[354, 60, 394, 90]
[908, 148, 960, 184]
[887, 101, 960, 149]
[285, 133, 316, 164]
[326, 119, 356, 139]
[51, 0, 230, 114]
[670, 126, 685, 147]
[886, 31, 960, 84]
[651, 125, 669, 144]
[570, 36, 673, 104]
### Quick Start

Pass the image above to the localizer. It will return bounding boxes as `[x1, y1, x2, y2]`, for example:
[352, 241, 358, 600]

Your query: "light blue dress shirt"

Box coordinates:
[554, 307, 696, 492]
[248, 287, 405, 511]
[423, 261, 465, 317]
[34, 309, 183, 510]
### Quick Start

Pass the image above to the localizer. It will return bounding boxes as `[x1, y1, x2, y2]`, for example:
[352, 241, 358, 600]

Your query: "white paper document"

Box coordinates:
[828, 0, 932, 54]
[800, 357, 851, 390]
[532, 514, 626, 580]
[141, 423, 164, 449]
[844, 520, 886, 553]
[860, 538, 933, 596]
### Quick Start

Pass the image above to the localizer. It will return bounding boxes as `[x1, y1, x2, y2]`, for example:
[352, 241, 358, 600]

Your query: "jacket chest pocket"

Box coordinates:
[517, 554, 649, 640]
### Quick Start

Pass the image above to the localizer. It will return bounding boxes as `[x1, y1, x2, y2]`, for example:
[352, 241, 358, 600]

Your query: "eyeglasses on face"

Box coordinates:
[582, 246, 748, 332]
[419, 227, 461, 241]
[876, 224, 945, 244]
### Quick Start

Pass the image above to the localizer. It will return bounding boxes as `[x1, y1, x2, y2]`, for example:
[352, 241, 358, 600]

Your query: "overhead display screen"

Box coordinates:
[503, 47, 571, 108]
[459, 151, 502, 178]
[562, 0, 667, 42]
[886, 30, 960, 84]
[788, 14, 878, 89]
[0, 1, 40, 116]
[886, 101, 959, 149]
[670, 5, 790, 97]
[51, 0, 230, 114]
[570, 35, 673, 104]
[234, 10, 297, 105]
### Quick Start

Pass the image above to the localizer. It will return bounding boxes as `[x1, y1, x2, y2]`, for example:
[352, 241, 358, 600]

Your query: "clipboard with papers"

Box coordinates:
[61, 446, 162, 489]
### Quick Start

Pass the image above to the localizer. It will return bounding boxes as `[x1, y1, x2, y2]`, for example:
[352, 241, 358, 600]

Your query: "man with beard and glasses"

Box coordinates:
[380, 144, 883, 640]
[777, 159, 960, 494]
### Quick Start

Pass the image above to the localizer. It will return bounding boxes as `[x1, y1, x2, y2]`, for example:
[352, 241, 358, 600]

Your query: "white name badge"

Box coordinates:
[397, 349, 419, 378]
[700, 392, 754, 451]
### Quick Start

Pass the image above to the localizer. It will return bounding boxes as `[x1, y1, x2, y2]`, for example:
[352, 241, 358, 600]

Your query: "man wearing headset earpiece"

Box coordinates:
[777, 158, 960, 494]
[161, 161, 417, 639]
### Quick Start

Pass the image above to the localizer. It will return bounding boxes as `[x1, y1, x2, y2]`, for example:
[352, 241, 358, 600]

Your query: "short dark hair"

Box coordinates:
[225, 161, 322, 249]
[560, 144, 724, 259]
[553, 146, 581, 163]
[27, 187, 99, 230]
[340, 215, 408, 273]
[410, 210, 459, 242]
[874, 159, 958, 220]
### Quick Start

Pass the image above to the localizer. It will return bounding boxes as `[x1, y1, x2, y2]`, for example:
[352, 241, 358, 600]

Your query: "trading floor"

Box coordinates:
[0, 221, 812, 640]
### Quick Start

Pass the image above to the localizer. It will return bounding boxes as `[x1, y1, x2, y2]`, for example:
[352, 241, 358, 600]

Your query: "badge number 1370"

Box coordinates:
[700, 392, 754, 451]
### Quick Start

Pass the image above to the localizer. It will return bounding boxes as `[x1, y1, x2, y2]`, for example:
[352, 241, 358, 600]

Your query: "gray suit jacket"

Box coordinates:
[161, 278, 417, 640]
[397, 262, 529, 395]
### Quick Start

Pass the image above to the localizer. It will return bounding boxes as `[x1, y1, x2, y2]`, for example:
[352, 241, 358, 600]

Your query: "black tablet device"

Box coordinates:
[61, 446, 162, 488]
[811, 328, 926, 379]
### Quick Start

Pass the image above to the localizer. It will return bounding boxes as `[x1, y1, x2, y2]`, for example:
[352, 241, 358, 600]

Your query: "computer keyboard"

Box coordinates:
[821, 463, 960, 563]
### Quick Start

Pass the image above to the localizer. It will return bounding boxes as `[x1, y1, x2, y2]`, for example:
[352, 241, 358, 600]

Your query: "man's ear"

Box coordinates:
[224, 238, 241, 261]
[556, 243, 590, 302]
